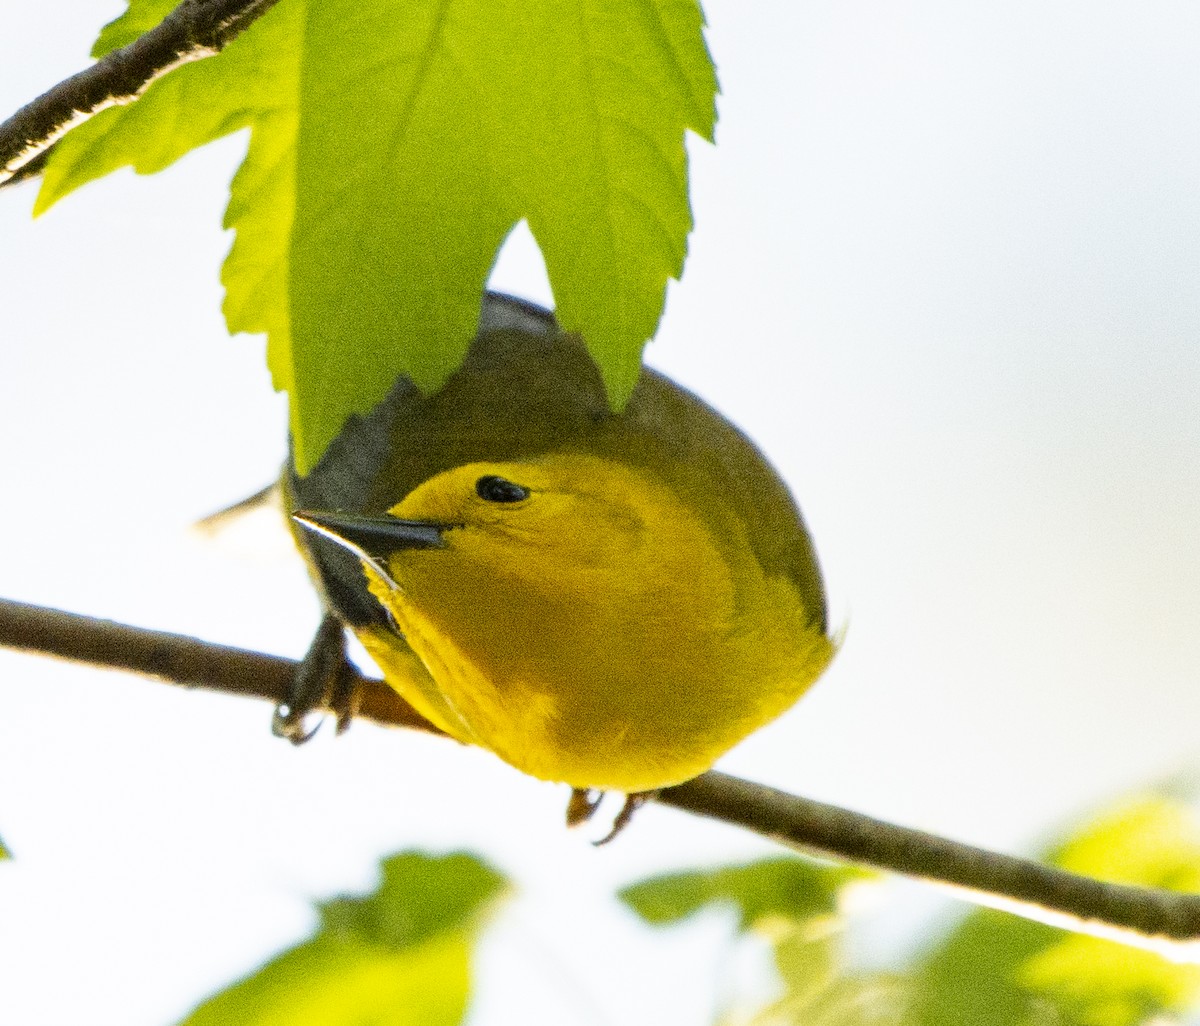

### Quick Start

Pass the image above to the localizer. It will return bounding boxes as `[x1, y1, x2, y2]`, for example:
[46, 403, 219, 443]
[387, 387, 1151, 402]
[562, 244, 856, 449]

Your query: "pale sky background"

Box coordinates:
[2, 1, 1200, 1024]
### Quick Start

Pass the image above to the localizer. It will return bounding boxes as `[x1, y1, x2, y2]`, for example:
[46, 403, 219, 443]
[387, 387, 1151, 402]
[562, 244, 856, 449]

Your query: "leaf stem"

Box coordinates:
[3, 594, 1200, 959]
[0, 0, 283, 184]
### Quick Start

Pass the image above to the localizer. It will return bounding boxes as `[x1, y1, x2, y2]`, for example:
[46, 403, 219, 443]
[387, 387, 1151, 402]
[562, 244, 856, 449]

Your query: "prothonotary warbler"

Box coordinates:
[285, 293, 833, 803]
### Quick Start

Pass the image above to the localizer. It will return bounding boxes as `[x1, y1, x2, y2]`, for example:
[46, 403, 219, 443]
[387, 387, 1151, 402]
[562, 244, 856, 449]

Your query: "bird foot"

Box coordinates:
[565, 788, 658, 845]
[273, 613, 358, 744]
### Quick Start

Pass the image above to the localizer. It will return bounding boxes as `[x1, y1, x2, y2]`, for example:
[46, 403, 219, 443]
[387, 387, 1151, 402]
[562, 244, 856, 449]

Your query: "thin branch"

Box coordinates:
[0, 0, 282, 185]
[0, 598, 441, 734]
[3, 596, 1200, 959]
[660, 773, 1200, 961]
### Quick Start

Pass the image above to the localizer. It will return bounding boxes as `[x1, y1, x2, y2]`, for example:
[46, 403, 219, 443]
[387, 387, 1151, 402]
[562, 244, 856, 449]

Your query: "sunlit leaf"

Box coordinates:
[623, 857, 898, 1026]
[37, 0, 301, 402]
[620, 856, 867, 932]
[733, 918, 907, 1026]
[1018, 936, 1199, 1026]
[178, 850, 506, 1026]
[905, 907, 1055, 1026]
[1050, 793, 1200, 890]
[907, 794, 1200, 1026]
[91, 0, 178, 50]
[318, 850, 506, 948]
[179, 931, 471, 1026]
[37, 0, 717, 472]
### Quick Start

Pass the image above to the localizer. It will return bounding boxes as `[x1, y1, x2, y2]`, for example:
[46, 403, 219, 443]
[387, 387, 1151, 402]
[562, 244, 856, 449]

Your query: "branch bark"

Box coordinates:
[0, 598, 440, 734]
[3, 596, 1200, 959]
[0, 0, 282, 185]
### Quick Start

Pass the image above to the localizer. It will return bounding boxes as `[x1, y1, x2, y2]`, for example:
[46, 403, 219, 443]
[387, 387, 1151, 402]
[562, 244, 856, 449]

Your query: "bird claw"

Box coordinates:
[273, 613, 357, 745]
[564, 788, 657, 844]
[566, 788, 604, 827]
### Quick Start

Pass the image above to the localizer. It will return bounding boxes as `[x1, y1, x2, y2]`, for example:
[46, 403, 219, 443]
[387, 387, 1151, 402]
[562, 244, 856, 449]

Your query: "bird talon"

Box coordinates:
[562, 789, 657, 844]
[566, 788, 604, 828]
[592, 791, 656, 846]
[272, 703, 323, 745]
[331, 658, 360, 735]
[274, 613, 352, 746]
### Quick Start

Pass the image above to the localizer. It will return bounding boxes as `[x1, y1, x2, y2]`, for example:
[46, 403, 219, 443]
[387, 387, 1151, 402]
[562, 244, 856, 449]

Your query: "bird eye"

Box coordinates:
[475, 475, 530, 503]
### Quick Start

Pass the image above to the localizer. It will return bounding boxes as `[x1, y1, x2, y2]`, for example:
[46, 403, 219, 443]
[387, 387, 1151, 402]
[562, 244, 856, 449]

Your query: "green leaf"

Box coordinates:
[620, 855, 868, 933]
[905, 907, 1057, 1026]
[92, 0, 180, 52]
[178, 850, 507, 1026]
[737, 919, 907, 1026]
[179, 930, 471, 1026]
[1017, 936, 1200, 1026]
[623, 857, 897, 1026]
[318, 850, 507, 949]
[38, 0, 717, 472]
[0, 833, 10, 861]
[1049, 792, 1200, 890]
[37, 0, 302, 401]
[907, 794, 1200, 1026]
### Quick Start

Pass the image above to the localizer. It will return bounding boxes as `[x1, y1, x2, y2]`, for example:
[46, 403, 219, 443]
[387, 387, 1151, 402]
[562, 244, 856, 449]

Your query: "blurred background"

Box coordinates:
[1, 0, 1199, 1022]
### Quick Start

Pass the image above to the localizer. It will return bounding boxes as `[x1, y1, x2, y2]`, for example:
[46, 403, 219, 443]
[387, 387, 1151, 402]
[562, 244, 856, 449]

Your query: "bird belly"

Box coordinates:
[380, 595, 828, 792]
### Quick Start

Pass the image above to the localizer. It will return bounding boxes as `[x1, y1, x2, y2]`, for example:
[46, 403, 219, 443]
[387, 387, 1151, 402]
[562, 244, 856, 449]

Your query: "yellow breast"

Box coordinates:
[355, 454, 832, 792]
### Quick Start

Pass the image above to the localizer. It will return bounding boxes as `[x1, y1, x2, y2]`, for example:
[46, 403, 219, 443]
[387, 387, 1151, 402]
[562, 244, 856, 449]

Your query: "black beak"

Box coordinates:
[292, 510, 445, 567]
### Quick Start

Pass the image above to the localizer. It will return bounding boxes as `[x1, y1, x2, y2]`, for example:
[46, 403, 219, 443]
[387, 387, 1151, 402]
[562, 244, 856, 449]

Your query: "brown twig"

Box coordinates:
[659, 773, 1200, 960]
[0, 597, 439, 734]
[0, 0, 283, 185]
[3, 595, 1200, 959]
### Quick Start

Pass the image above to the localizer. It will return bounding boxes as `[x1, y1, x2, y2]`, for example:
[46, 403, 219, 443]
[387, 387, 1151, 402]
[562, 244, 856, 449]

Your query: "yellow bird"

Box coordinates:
[286, 294, 832, 799]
